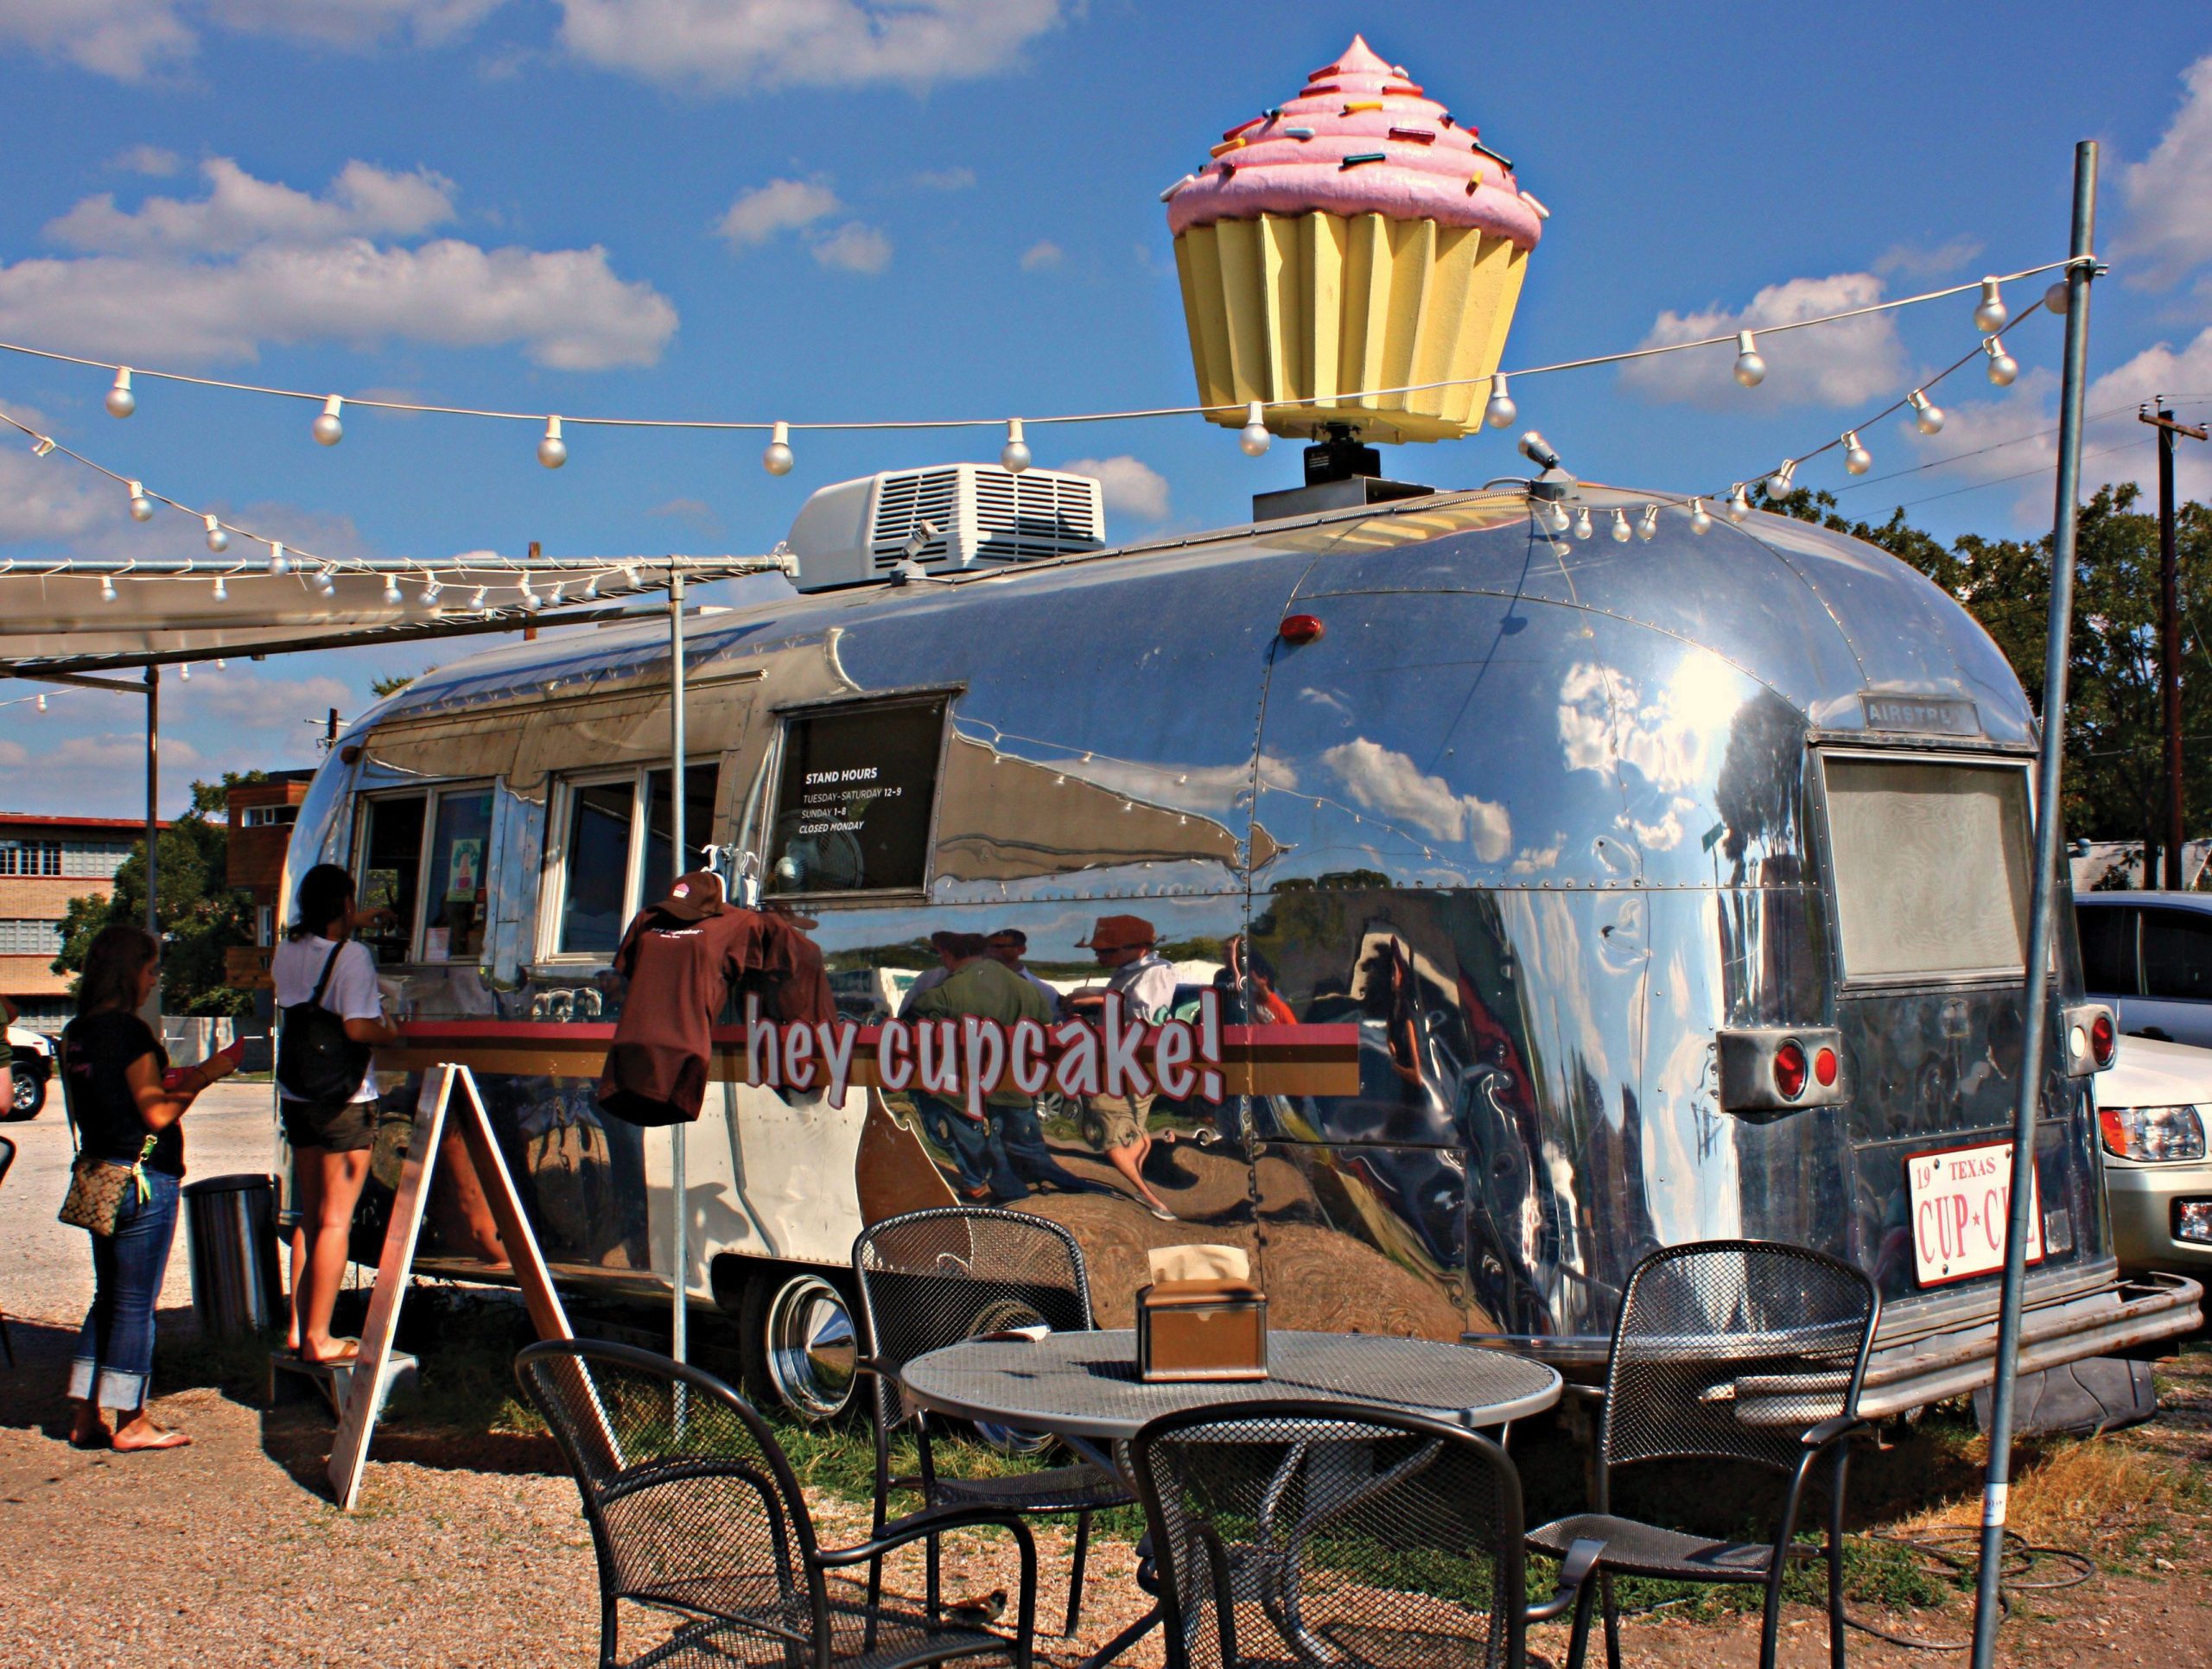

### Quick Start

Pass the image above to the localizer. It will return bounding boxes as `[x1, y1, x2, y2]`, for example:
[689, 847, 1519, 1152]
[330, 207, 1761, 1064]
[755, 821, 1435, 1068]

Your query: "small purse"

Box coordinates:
[59, 1133, 158, 1236]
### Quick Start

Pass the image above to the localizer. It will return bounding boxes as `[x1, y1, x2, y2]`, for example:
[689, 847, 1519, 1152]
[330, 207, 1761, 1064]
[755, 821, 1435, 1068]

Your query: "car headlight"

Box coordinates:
[2099, 1104, 2208, 1163]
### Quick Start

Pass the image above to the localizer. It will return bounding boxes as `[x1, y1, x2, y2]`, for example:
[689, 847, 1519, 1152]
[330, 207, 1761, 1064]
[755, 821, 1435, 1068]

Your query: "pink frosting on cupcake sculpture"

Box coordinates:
[1165, 34, 1544, 249]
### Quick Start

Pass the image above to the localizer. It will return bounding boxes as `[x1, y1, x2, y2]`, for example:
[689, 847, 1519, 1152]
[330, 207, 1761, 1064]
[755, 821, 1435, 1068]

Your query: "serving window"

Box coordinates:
[763, 695, 950, 898]
[1821, 753, 2033, 984]
[543, 763, 719, 959]
[354, 784, 493, 967]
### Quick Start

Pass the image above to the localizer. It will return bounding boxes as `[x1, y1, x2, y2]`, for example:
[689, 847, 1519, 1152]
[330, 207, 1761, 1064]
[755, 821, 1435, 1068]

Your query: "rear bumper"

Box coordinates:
[2105, 1158, 2212, 1276]
[1850, 1271, 2202, 1418]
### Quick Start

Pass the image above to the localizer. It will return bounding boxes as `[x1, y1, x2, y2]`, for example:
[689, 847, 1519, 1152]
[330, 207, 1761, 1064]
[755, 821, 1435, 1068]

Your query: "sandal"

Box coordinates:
[300, 1339, 362, 1367]
[112, 1425, 191, 1452]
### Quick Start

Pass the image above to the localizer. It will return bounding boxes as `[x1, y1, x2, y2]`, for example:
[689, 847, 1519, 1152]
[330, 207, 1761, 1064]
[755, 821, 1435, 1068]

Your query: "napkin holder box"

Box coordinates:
[1136, 1279, 1268, 1381]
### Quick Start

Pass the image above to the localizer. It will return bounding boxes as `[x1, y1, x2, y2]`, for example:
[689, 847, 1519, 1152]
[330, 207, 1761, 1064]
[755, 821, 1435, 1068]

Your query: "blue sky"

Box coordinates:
[0, 1, 2208, 815]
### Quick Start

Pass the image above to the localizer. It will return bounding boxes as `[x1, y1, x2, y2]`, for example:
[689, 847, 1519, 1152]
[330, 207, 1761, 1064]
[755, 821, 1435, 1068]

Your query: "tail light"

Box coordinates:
[1716, 1026, 1848, 1114]
[1773, 1039, 1809, 1101]
[2056, 1002, 2118, 1077]
[2090, 1012, 2116, 1069]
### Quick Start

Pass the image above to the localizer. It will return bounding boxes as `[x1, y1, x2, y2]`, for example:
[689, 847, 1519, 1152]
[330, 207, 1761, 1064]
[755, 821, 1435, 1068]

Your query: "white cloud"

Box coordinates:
[111, 143, 182, 176]
[2, 159, 675, 369]
[179, 667, 354, 728]
[1619, 271, 1909, 409]
[0, 0, 501, 79]
[2117, 53, 2212, 288]
[1873, 236, 1982, 279]
[49, 157, 457, 255]
[553, 0, 1062, 92]
[1320, 738, 1511, 861]
[715, 177, 842, 248]
[19, 733, 209, 774]
[0, 447, 112, 544]
[912, 167, 976, 191]
[1019, 240, 1063, 271]
[811, 221, 891, 274]
[646, 496, 721, 535]
[0, 0, 194, 80]
[1059, 455, 1170, 523]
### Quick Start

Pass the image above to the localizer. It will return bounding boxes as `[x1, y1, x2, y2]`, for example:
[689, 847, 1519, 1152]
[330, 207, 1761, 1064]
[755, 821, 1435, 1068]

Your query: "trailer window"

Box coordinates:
[1822, 756, 2031, 982]
[766, 696, 948, 897]
[421, 787, 493, 962]
[356, 794, 425, 967]
[548, 764, 719, 957]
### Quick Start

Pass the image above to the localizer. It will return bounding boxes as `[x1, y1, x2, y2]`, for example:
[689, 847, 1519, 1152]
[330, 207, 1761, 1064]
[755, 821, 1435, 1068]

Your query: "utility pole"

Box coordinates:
[2140, 401, 2206, 890]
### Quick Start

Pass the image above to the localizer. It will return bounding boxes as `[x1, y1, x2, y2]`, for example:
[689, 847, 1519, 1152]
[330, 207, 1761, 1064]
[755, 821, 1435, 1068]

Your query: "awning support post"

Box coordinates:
[143, 663, 160, 1023]
[667, 562, 689, 1368]
[1970, 140, 2097, 1669]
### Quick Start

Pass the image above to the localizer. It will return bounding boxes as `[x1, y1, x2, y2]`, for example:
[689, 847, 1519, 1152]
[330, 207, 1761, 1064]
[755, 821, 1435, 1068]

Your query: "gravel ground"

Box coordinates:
[5, 1082, 2210, 1666]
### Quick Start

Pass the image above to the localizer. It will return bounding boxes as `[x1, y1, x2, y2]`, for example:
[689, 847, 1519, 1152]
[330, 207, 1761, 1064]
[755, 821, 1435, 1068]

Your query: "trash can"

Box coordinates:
[182, 1173, 286, 1339]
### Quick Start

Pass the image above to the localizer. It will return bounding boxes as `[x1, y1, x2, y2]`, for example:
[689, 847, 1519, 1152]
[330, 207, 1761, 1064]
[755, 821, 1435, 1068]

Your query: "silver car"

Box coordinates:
[2076, 892, 2212, 1048]
[2095, 1033, 2212, 1278]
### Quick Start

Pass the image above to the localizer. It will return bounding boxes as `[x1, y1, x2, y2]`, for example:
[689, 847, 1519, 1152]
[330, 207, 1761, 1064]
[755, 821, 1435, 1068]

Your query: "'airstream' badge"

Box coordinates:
[1862, 693, 1980, 735]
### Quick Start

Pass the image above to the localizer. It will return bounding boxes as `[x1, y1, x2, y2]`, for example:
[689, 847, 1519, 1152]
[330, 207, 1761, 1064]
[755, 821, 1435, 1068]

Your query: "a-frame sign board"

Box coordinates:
[328, 1061, 573, 1510]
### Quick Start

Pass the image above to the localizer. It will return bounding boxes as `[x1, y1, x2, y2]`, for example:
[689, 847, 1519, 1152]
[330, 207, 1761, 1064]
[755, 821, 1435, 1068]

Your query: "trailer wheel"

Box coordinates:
[741, 1271, 857, 1422]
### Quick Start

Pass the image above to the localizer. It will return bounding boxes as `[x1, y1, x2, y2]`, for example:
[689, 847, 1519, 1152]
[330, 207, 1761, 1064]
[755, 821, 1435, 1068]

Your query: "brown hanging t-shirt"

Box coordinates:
[596, 904, 834, 1126]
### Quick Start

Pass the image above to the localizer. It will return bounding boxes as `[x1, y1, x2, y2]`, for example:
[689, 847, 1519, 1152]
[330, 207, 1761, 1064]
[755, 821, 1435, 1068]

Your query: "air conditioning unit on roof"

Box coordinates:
[785, 463, 1106, 592]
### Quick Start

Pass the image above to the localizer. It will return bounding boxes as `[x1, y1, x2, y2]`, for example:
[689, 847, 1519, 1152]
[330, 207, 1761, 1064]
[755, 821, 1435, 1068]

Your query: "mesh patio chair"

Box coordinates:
[852, 1207, 1135, 1636]
[1129, 1398, 1606, 1669]
[0, 1134, 15, 1364]
[1525, 1240, 1880, 1669]
[514, 1338, 1037, 1669]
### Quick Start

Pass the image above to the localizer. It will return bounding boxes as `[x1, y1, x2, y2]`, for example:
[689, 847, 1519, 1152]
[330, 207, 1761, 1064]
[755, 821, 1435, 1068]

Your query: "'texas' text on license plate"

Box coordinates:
[1909, 1139, 2042, 1287]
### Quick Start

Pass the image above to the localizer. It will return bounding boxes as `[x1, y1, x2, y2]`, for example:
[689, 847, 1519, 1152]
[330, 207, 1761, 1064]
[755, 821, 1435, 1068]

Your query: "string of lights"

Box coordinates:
[0, 258, 2082, 477]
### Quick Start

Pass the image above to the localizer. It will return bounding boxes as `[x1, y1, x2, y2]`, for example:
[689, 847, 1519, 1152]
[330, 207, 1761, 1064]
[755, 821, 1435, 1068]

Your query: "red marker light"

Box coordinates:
[1813, 1045, 1839, 1088]
[1773, 1038, 1808, 1101]
[1279, 613, 1325, 645]
[2089, 1012, 2116, 1069]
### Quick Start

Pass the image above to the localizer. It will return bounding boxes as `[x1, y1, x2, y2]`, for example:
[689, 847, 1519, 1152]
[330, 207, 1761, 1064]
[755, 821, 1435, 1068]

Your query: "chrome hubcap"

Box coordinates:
[765, 1276, 855, 1420]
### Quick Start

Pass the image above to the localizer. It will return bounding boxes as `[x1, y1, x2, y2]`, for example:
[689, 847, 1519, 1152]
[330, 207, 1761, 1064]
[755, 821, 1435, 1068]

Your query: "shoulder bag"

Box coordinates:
[60, 1133, 158, 1236]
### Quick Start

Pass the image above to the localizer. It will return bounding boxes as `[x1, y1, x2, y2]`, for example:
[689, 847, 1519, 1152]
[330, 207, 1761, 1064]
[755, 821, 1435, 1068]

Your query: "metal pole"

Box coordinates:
[668, 563, 689, 1367]
[1971, 140, 2097, 1669]
[2161, 406, 2182, 890]
[143, 664, 161, 1024]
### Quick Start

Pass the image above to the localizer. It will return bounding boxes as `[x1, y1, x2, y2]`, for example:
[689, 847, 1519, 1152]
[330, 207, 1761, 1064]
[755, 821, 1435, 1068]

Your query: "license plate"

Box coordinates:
[1908, 1139, 2043, 1287]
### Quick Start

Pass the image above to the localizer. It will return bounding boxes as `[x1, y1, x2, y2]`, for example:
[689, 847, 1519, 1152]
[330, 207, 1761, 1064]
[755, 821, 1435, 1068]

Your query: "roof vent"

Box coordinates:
[785, 464, 1106, 592]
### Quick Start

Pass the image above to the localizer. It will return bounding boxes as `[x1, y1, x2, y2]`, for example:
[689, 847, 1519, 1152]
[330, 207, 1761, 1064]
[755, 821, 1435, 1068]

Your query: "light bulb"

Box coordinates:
[31, 435, 54, 457]
[1573, 505, 1592, 541]
[1983, 336, 2018, 387]
[1973, 276, 2008, 334]
[470, 586, 488, 609]
[1688, 498, 1713, 535]
[1484, 372, 1516, 429]
[520, 584, 540, 610]
[313, 394, 344, 447]
[214, 658, 225, 670]
[1842, 431, 1872, 475]
[763, 420, 794, 475]
[1908, 389, 1945, 435]
[267, 542, 289, 575]
[1610, 508, 1631, 543]
[381, 576, 403, 606]
[99, 575, 118, 602]
[1001, 417, 1031, 473]
[35, 694, 45, 712]
[1726, 484, 1751, 522]
[211, 574, 227, 603]
[621, 564, 640, 589]
[1638, 505, 1659, 542]
[1238, 402, 1271, 456]
[537, 415, 567, 469]
[126, 480, 155, 522]
[1732, 330, 1765, 388]
[582, 574, 599, 600]
[548, 581, 567, 605]
[178, 663, 190, 682]
[1544, 500, 1571, 535]
[203, 515, 228, 554]
[1766, 460, 1797, 499]
[2044, 281, 2069, 315]
[315, 569, 336, 597]
[106, 367, 136, 419]
[419, 577, 442, 607]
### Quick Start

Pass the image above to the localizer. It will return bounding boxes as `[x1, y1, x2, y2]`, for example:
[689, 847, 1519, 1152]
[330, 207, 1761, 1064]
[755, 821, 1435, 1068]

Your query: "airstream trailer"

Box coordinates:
[281, 467, 2201, 1419]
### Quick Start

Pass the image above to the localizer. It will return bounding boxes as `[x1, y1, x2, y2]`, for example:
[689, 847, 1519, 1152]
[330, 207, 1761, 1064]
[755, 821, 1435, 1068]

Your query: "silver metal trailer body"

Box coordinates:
[282, 485, 2201, 1417]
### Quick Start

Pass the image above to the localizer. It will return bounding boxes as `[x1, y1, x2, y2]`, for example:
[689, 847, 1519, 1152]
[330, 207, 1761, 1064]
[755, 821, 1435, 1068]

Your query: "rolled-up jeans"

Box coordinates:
[69, 1169, 181, 1412]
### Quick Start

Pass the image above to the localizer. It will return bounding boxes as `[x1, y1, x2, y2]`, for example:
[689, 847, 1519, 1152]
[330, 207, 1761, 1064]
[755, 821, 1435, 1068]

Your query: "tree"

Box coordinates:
[1776, 484, 2211, 849]
[52, 772, 264, 1016]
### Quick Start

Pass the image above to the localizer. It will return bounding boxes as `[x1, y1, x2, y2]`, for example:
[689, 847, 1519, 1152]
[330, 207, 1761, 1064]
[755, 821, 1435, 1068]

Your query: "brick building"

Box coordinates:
[0, 813, 166, 1031]
[225, 771, 314, 994]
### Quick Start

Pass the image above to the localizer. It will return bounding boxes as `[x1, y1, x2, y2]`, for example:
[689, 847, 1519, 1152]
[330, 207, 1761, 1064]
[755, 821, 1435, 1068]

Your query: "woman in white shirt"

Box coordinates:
[271, 864, 399, 1366]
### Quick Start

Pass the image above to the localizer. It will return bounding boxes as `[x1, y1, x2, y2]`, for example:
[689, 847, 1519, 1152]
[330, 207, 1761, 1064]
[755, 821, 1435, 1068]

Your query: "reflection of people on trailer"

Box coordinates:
[1062, 914, 1180, 1222]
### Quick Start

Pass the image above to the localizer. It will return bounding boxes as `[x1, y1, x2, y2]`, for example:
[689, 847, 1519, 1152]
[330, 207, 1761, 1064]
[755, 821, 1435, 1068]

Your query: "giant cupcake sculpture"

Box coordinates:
[1166, 35, 1546, 444]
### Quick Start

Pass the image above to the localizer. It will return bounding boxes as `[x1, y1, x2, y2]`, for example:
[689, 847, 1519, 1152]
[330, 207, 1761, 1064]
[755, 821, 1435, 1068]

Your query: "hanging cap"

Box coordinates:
[658, 870, 727, 921]
[1077, 913, 1158, 951]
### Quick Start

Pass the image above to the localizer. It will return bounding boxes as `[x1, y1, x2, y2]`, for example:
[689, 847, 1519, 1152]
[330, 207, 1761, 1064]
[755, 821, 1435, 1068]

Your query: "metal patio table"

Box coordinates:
[900, 1329, 1563, 1668]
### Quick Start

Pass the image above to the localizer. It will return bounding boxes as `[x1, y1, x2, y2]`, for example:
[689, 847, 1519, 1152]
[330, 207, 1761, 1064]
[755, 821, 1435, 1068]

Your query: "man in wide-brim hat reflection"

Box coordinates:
[1072, 914, 1179, 1222]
